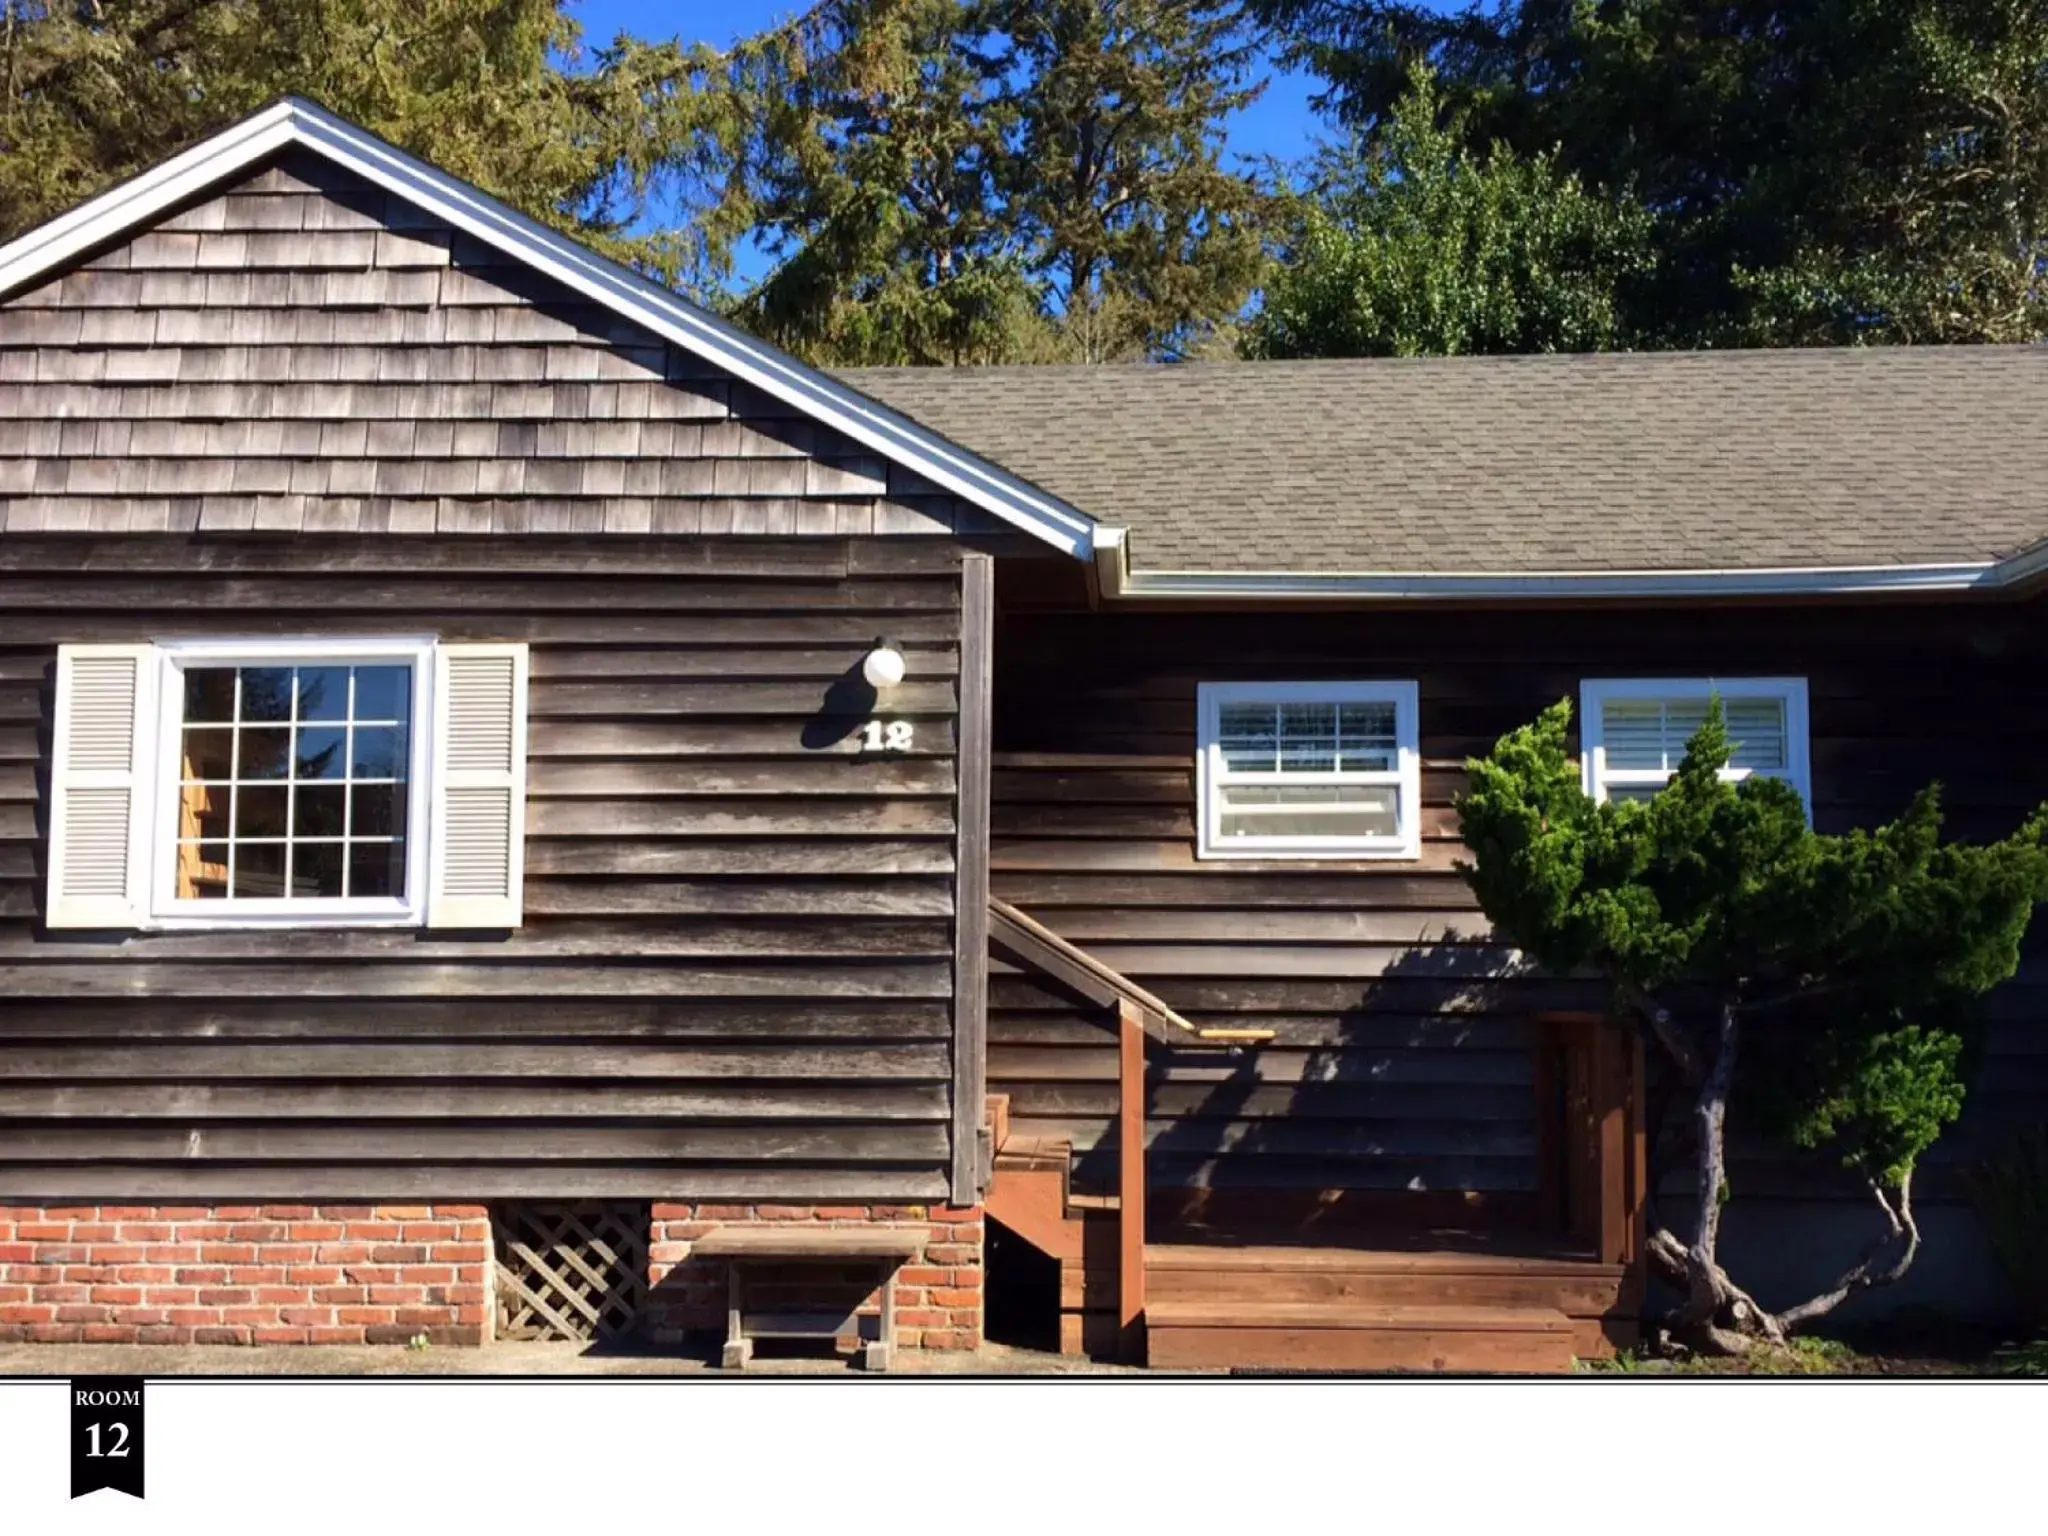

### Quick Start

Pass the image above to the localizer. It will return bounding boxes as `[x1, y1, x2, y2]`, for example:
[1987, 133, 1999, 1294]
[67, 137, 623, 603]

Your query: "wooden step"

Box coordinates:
[1145, 1246, 1625, 1316]
[984, 1093, 1011, 1152]
[1145, 1299, 1581, 1374]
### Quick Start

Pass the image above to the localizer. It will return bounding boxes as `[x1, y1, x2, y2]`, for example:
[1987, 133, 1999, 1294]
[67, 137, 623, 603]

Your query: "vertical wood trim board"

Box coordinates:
[950, 554, 994, 1201]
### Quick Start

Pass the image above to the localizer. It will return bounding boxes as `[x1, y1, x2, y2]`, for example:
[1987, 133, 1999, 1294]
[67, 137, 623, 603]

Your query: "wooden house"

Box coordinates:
[1, 101, 2043, 1370]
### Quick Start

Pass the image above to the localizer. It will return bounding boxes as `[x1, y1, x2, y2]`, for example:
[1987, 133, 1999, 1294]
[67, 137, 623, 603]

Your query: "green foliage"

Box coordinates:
[0, 0, 738, 287]
[1967, 1125, 2048, 1332]
[1246, 67, 1654, 357]
[720, 0, 1268, 364]
[1457, 697, 2048, 1191]
[1249, 0, 2048, 346]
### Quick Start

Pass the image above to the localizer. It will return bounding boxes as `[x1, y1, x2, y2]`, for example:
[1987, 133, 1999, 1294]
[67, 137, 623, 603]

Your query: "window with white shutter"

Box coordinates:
[1579, 677, 1811, 809]
[43, 637, 528, 930]
[1196, 681, 1422, 860]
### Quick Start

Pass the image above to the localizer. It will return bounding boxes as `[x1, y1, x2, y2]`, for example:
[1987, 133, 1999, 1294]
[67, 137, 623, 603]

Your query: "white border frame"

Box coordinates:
[1579, 676, 1811, 810]
[147, 637, 435, 929]
[1196, 680, 1422, 861]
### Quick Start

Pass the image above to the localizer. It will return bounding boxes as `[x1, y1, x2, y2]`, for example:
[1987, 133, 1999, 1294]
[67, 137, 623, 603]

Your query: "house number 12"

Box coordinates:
[862, 720, 914, 752]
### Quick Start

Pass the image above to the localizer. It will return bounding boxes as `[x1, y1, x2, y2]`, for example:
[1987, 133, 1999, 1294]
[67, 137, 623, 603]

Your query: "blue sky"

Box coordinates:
[570, 0, 1336, 280]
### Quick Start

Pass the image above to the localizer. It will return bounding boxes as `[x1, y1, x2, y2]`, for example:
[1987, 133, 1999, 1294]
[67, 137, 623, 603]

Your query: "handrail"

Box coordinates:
[988, 897, 1276, 1047]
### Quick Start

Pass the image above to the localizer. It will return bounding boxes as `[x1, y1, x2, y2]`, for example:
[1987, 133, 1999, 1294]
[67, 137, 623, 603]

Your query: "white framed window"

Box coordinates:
[45, 638, 529, 931]
[151, 638, 433, 925]
[1579, 677, 1811, 808]
[1197, 680, 1421, 860]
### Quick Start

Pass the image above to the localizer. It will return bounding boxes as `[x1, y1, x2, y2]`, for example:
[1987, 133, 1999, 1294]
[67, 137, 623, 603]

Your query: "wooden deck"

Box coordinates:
[1144, 1240, 1634, 1373]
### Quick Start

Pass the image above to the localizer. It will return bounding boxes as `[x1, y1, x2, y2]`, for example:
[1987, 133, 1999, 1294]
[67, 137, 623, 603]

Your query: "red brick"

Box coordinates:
[18, 1224, 74, 1242]
[399, 1223, 458, 1242]
[0, 1286, 25, 1304]
[40, 1284, 89, 1303]
[142, 1244, 201, 1263]
[96, 1207, 160, 1220]
[253, 1327, 311, 1345]
[870, 1205, 930, 1221]
[211, 1207, 263, 1221]
[227, 1266, 287, 1285]
[174, 1267, 228, 1286]
[309, 1326, 366, 1344]
[89, 1287, 143, 1306]
[810, 1206, 873, 1221]
[156, 1208, 212, 1220]
[82, 1324, 141, 1344]
[26, 1324, 83, 1343]
[166, 1308, 222, 1327]
[315, 1244, 373, 1264]
[753, 1205, 813, 1221]
[199, 1244, 258, 1264]
[87, 1245, 148, 1264]
[368, 1286, 427, 1306]
[44, 1207, 98, 1221]
[222, 1308, 283, 1326]
[431, 1284, 486, 1305]
[313, 1286, 367, 1305]
[377, 1206, 434, 1220]
[70, 1224, 119, 1243]
[197, 1288, 254, 1306]
[920, 1329, 973, 1350]
[895, 1309, 943, 1328]
[0, 1305, 54, 1324]
[143, 1287, 197, 1306]
[896, 1266, 950, 1287]
[254, 1287, 303, 1305]
[439, 1243, 490, 1263]
[137, 1326, 184, 1344]
[114, 1266, 174, 1284]
[344, 1222, 403, 1241]
[263, 1207, 319, 1221]
[396, 1306, 455, 1327]
[289, 1223, 344, 1242]
[286, 1266, 342, 1286]
[925, 1245, 977, 1264]
[37, 1245, 88, 1264]
[0, 1244, 30, 1263]
[280, 1308, 333, 1327]
[337, 1307, 397, 1325]
[433, 1205, 488, 1220]
[317, 1206, 379, 1221]
[115, 1224, 174, 1242]
[193, 1326, 251, 1344]
[368, 1244, 428, 1264]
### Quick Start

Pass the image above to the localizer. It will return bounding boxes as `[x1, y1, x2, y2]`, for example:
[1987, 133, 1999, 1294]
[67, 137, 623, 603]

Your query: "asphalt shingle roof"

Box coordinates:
[840, 348, 2048, 575]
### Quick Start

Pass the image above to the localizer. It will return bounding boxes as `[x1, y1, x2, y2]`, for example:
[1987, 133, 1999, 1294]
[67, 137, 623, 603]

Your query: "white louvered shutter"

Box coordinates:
[427, 643, 529, 929]
[47, 644, 156, 928]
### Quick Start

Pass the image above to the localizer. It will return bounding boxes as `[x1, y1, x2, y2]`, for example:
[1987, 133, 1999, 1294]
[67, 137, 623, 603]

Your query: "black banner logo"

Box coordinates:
[70, 1376, 145, 1500]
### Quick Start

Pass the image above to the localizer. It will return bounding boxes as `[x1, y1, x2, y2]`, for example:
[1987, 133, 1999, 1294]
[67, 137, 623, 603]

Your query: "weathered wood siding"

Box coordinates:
[989, 589, 2048, 1209]
[0, 149, 992, 1202]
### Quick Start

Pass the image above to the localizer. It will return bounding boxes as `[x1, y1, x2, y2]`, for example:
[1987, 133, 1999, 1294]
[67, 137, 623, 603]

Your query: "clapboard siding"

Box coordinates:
[0, 541, 965, 1199]
[989, 593, 2048, 1204]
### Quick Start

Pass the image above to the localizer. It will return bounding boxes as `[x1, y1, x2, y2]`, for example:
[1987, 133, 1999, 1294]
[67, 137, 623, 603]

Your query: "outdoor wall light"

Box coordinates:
[862, 640, 906, 690]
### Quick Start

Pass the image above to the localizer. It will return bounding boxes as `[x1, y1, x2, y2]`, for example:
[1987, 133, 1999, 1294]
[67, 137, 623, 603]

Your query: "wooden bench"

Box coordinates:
[690, 1226, 929, 1372]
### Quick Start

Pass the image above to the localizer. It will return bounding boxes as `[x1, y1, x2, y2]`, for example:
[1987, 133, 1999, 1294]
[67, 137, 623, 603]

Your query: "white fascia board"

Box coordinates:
[0, 98, 1100, 562]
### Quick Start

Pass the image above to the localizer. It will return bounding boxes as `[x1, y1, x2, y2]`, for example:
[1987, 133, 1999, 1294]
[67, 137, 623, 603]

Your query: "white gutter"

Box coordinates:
[1093, 530, 2048, 602]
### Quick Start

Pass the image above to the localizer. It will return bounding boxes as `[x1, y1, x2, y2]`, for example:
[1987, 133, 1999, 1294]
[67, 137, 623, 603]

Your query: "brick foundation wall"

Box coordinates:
[0, 1205, 493, 1345]
[646, 1202, 985, 1352]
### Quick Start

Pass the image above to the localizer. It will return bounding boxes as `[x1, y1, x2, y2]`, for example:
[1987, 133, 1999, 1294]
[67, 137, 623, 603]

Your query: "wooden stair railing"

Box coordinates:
[985, 899, 1273, 1359]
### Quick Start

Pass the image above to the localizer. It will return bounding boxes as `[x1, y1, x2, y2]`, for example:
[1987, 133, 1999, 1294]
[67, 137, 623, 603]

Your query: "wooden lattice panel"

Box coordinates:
[492, 1202, 650, 1343]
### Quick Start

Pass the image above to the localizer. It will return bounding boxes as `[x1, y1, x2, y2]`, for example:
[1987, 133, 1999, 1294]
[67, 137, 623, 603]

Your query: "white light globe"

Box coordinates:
[862, 646, 906, 690]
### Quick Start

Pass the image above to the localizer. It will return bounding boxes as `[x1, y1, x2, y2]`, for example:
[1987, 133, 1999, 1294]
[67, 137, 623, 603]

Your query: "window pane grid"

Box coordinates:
[176, 662, 410, 903]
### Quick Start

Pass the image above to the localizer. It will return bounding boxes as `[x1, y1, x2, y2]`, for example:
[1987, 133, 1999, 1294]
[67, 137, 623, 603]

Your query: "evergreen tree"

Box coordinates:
[1457, 699, 2048, 1353]
[1249, 0, 2048, 345]
[0, 0, 739, 287]
[987, 0, 1268, 361]
[1246, 66, 1653, 357]
[718, 0, 1052, 366]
